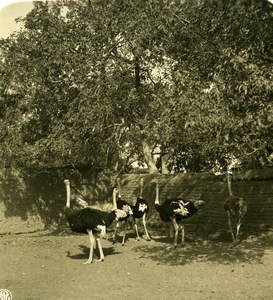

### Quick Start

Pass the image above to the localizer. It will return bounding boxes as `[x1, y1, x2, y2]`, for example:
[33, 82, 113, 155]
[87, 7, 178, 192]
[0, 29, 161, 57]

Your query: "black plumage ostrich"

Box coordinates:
[131, 177, 151, 241]
[64, 179, 126, 264]
[154, 180, 205, 248]
[112, 178, 133, 245]
[224, 172, 247, 243]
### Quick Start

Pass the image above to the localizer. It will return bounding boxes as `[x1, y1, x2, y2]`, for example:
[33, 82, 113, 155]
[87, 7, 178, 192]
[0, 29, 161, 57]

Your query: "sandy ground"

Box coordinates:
[1, 226, 273, 300]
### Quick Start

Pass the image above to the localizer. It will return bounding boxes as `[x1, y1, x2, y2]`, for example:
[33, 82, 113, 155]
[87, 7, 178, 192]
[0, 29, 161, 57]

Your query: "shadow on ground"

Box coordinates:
[131, 229, 273, 266]
[66, 245, 122, 261]
[27, 227, 273, 267]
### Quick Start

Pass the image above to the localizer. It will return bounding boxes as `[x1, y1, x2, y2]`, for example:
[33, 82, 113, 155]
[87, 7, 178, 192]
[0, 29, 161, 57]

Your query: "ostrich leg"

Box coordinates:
[142, 213, 151, 241]
[134, 219, 140, 241]
[180, 223, 185, 246]
[96, 238, 105, 262]
[84, 230, 95, 264]
[227, 211, 235, 242]
[121, 221, 128, 246]
[235, 217, 242, 242]
[168, 217, 179, 248]
[112, 221, 119, 244]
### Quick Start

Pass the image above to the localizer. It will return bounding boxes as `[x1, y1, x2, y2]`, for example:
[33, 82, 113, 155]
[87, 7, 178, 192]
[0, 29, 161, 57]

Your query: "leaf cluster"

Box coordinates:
[0, 0, 272, 172]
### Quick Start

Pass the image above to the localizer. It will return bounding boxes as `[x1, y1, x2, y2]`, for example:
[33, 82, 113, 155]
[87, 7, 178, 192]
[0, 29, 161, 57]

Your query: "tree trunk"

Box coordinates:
[107, 148, 119, 172]
[135, 56, 158, 173]
[227, 172, 233, 196]
[142, 139, 159, 174]
[161, 146, 174, 174]
[161, 154, 170, 174]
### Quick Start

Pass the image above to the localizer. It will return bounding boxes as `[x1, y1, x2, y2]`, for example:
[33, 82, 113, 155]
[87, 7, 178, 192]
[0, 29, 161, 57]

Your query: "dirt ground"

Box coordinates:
[1, 226, 273, 300]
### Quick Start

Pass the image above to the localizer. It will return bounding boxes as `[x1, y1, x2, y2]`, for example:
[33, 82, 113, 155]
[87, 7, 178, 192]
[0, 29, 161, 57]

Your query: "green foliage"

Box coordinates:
[0, 0, 272, 172]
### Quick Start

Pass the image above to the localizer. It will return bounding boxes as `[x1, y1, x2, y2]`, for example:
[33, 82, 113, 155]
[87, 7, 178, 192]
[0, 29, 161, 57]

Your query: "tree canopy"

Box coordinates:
[0, 0, 272, 173]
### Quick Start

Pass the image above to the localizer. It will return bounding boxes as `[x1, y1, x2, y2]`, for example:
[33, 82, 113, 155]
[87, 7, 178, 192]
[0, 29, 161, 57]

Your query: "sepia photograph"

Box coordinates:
[0, 0, 273, 299]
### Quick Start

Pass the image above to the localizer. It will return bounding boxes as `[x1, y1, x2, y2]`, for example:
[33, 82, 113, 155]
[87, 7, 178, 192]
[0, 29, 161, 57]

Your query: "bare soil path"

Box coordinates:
[1, 229, 273, 300]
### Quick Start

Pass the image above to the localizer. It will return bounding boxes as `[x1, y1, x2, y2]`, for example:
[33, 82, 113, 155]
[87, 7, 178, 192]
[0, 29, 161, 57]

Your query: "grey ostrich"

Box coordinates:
[224, 172, 247, 243]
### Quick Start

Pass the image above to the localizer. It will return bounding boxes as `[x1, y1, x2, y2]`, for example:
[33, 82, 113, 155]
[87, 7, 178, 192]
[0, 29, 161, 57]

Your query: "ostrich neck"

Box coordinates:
[112, 189, 117, 210]
[65, 182, 71, 208]
[139, 178, 144, 198]
[155, 183, 160, 205]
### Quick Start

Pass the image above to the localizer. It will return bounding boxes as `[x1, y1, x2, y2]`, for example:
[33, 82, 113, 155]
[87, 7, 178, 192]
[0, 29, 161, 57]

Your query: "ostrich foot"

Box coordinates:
[143, 235, 151, 241]
[167, 244, 177, 250]
[83, 260, 92, 264]
[231, 240, 238, 246]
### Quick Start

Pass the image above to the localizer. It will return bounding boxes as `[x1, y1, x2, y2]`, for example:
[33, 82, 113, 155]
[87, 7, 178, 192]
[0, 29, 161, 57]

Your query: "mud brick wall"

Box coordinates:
[0, 167, 273, 235]
[117, 170, 273, 233]
[0, 168, 116, 234]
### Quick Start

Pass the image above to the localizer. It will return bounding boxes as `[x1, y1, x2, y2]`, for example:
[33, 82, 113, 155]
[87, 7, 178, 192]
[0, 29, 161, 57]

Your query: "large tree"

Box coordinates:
[0, 0, 272, 173]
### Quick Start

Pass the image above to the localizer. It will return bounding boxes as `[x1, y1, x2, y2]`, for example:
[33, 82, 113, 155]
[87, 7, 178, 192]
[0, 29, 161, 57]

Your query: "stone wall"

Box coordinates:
[0, 167, 273, 235]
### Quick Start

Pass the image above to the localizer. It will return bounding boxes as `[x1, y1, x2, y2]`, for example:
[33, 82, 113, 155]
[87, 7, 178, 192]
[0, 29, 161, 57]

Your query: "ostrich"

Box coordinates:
[154, 180, 205, 248]
[112, 178, 133, 245]
[64, 179, 126, 264]
[131, 177, 151, 241]
[224, 172, 247, 243]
